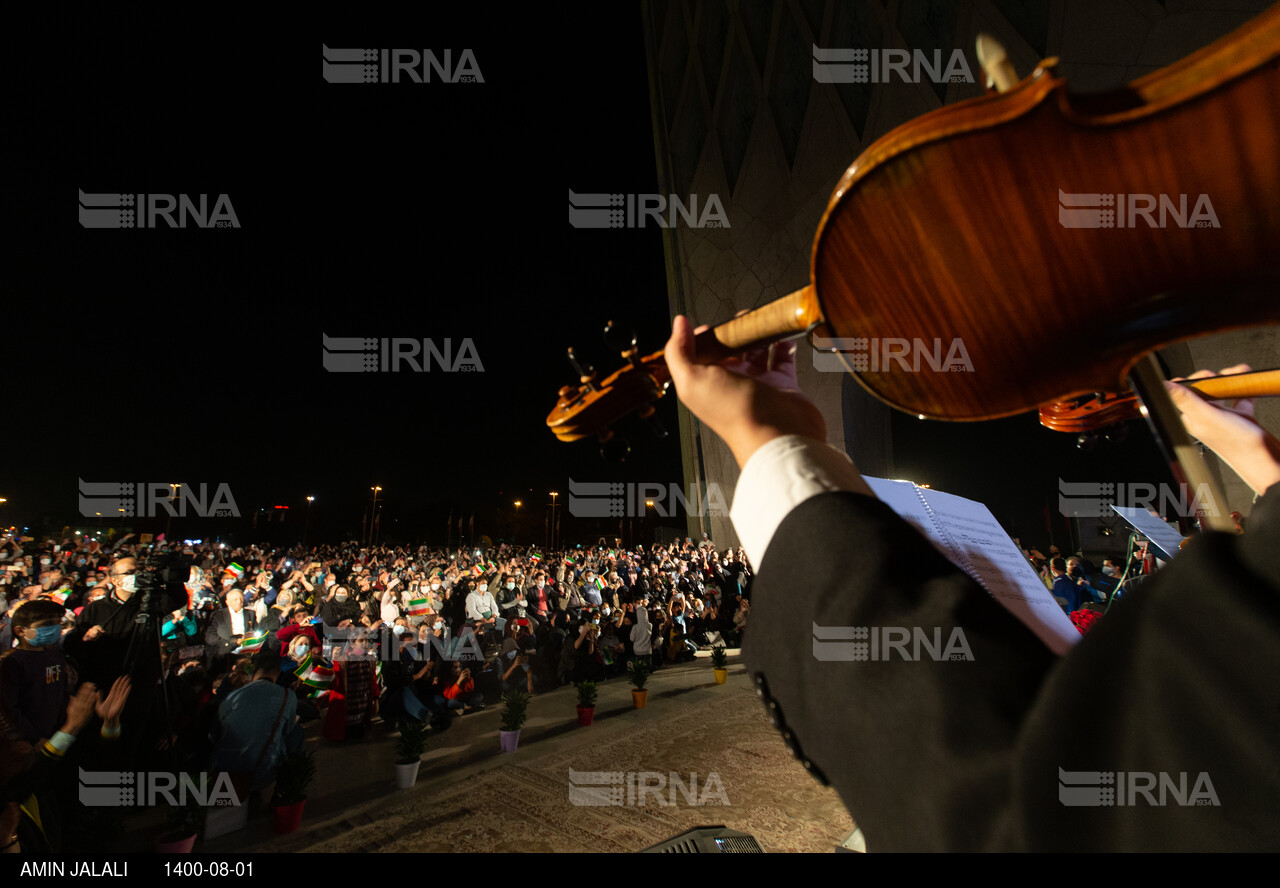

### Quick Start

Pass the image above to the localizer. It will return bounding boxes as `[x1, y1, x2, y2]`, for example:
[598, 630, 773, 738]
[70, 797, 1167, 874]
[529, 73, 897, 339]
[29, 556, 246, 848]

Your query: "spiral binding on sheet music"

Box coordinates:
[912, 484, 991, 595]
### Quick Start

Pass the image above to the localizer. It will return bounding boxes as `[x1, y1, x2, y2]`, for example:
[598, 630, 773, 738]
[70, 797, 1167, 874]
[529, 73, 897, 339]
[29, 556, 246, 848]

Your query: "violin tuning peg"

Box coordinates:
[568, 347, 598, 391]
[1103, 424, 1129, 445]
[1076, 433, 1098, 452]
[603, 319, 638, 358]
[638, 406, 667, 439]
[597, 429, 632, 463]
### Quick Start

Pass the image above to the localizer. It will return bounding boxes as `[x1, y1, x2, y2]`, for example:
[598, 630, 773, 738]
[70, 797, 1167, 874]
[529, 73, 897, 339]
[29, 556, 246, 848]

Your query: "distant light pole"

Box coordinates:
[514, 501, 522, 544]
[304, 496, 315, 546]
[548, 492, 559, 550]
[166, 483, 180, 540]
[367, 487, 383, 546]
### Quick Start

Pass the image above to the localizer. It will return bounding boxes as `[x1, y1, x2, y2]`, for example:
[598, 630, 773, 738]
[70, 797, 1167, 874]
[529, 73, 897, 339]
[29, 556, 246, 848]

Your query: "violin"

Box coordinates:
[1039, 368, 1280, 434]
[549, 7, 1280, 444]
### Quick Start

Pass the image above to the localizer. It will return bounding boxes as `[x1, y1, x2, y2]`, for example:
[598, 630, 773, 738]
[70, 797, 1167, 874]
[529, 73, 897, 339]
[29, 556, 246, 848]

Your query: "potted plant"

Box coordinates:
[500, 689, 529, 752]
[395, 718, 428, 788]
[576, 680, 597, 726]
[711, 645, 729, 684]
[627, 658, 651, 708]
[271, 748, 316, 835]
[155, 774, 208, 853]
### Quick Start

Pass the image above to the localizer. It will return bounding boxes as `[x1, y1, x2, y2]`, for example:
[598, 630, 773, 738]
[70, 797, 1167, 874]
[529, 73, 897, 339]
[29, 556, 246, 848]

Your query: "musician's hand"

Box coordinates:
[1166, 364, 1280, 496]
[664, 315, 826, 469]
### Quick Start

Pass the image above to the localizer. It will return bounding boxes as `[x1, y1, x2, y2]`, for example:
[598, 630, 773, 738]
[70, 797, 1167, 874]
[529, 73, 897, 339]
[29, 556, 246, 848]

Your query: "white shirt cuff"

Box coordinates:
[730, 435, 873, 568]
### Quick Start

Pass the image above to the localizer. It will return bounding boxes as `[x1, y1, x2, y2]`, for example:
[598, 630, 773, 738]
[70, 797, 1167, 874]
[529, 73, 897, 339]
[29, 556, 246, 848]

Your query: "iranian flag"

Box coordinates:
[297, 653, 336, 691]
[223, 562, 245, 580]
[407, 598, 431, 616]
[593, 576, 607, 591]
[46, 588, 70, 606]
[471, 563, 486, 576]
[234, 631, 270, 653]
[529, 552, 542, 564]
[564, 556, 578, 566]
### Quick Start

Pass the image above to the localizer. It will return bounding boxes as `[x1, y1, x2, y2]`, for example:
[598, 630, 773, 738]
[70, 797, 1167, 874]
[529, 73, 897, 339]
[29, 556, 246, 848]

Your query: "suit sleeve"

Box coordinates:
[742, 477, 1280, 851]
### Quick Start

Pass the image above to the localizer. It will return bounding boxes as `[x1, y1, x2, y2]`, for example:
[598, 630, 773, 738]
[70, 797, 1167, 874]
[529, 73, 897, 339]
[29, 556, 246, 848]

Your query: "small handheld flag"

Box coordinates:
[297, 653, 336, 692]
[407, 598, 431, 616]
[234, 631, 269, 654]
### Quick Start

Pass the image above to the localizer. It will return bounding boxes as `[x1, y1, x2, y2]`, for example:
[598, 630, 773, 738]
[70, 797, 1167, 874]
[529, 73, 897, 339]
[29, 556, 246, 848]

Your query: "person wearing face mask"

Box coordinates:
[277, 633, 325, 724]
[317, 583, 364, 631]
[465, 580, 498, 629]
[0, 600, 72, 744]
[498, 573, 537, 629]
[527, 572, 552, 622]
[67, 557, 168, 685]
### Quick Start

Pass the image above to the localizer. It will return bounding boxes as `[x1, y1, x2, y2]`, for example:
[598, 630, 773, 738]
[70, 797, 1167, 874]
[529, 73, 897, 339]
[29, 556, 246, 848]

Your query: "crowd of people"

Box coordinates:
[0, 530, 754, 852]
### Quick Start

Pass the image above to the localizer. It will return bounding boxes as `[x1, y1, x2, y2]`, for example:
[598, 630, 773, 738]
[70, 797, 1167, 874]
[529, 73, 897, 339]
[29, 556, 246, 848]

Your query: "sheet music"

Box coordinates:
[1107, 506, 1187, 561]
[865, 477, 1080, 654]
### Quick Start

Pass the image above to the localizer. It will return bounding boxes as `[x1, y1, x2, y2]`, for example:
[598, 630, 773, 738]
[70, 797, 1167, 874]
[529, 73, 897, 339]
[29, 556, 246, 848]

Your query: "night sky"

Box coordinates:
[13, 6, 1179, 553]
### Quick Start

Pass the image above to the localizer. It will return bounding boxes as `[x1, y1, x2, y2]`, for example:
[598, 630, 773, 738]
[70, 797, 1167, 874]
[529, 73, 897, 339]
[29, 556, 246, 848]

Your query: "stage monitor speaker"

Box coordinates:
[641, 826, 764, 853]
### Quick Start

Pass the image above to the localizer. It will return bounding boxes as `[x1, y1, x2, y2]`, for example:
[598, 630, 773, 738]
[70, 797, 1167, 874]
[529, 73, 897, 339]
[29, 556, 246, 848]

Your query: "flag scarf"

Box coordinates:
[234, 631, 269, 653]
[297, 652, 336, 691]
[407, 598, 431, 616]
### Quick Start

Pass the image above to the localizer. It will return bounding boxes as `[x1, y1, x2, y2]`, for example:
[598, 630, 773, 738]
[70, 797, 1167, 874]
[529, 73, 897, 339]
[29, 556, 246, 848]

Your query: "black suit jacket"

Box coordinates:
[205, 607, 260, 656]
[743, 484, 1280, 851]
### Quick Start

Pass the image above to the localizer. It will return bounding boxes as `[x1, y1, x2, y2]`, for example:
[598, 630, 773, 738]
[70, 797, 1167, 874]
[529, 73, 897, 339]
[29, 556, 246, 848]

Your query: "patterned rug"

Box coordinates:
[279, 682, 854, 853]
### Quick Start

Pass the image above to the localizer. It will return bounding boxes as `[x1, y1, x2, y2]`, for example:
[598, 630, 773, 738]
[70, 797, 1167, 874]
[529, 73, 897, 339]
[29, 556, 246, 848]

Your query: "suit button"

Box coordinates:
[766, 701, 783, 729]
[801, 759, 830, 786]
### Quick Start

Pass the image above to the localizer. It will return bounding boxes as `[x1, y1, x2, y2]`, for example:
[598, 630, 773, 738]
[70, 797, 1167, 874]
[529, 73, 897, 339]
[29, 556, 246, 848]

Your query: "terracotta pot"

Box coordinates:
[395, 759, 421, 789]
[713, 668, 728, 684]
[272, 798, 306, 834]
[155, 831, 197, 853]
[632, 689, 648, 709]
[499, 729, 521, 752]
[577, 705, 595, 726]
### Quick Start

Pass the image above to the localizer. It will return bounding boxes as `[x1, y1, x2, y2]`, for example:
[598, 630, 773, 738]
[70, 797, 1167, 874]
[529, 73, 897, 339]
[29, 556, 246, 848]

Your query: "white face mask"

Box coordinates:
[602, 607, 611, 616]
[1101, 566, 1117, 576]
[536, 581, 544, 589]
[431, 583, 441, 591]
[434, 621, 444, 630]
[506, 582, 515, 590]
[118, 574, 137, 594]
[41, 558, 52, 566]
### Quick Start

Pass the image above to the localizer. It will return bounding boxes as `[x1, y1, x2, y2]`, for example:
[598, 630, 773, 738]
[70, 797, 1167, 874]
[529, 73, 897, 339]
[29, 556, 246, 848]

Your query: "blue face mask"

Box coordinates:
[293, 643, 310, 658]
[31, 625, 62, 647]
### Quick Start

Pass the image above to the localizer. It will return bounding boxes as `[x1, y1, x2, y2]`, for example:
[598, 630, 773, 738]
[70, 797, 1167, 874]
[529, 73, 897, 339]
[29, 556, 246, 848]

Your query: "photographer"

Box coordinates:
[65, 558, 146, 686]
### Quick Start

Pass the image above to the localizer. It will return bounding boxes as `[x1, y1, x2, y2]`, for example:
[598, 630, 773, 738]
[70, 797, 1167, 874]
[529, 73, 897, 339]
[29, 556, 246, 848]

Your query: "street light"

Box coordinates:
[166, 484, 181, 539]
[304, 496, 315, 546]
[548, 492, 559, 550]
[368, 487, 383, 546]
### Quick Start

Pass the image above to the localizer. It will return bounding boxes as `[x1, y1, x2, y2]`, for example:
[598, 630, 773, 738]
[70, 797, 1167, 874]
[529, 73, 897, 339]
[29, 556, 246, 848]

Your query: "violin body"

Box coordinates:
[810, 7, 1280, 421]
[549, 8, 1280, 442]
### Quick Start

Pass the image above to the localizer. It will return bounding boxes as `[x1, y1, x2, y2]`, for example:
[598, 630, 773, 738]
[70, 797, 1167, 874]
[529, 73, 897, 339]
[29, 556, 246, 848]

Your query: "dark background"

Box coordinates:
[12, 4, 1185, 553]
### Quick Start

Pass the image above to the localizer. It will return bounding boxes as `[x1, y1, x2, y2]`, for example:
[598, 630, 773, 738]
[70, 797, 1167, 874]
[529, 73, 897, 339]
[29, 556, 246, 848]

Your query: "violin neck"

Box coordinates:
[1183, 368, 1280, 400]
[691, 285, 823, 363]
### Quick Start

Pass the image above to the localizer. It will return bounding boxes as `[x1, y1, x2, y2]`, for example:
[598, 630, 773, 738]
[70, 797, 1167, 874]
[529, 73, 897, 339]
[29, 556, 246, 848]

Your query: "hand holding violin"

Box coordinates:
[1165, 365, 1280, 496]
